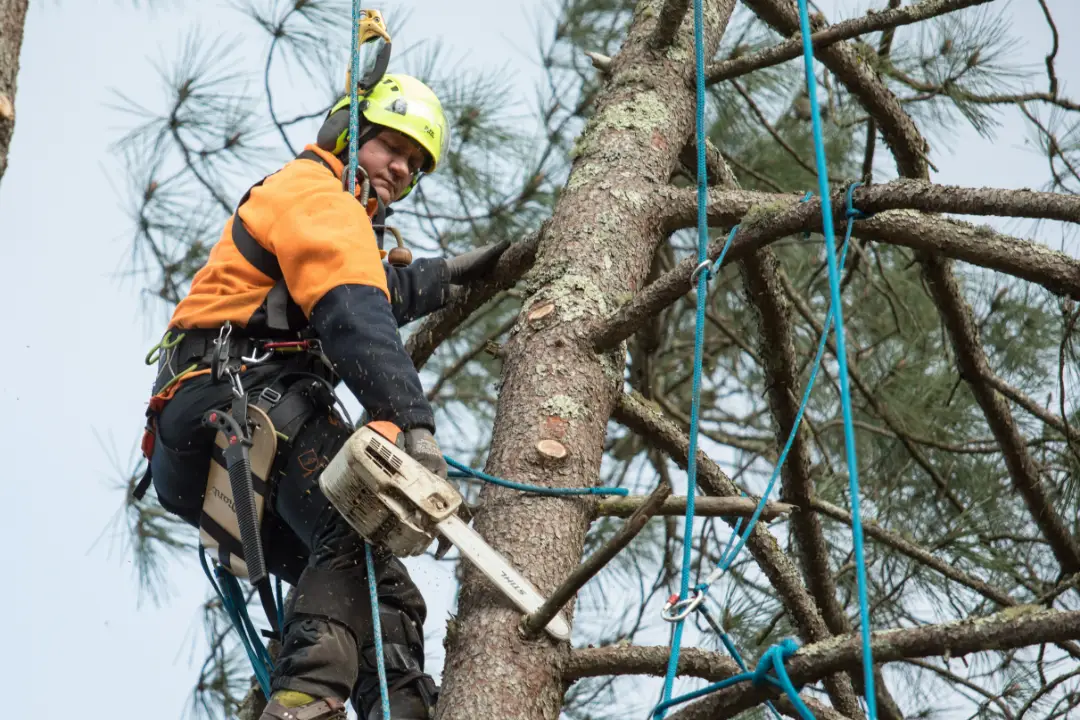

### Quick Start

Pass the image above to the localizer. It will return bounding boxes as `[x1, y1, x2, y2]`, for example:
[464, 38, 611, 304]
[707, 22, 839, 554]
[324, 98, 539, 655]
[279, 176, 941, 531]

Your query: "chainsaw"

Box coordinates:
[319, 425, 572, 642]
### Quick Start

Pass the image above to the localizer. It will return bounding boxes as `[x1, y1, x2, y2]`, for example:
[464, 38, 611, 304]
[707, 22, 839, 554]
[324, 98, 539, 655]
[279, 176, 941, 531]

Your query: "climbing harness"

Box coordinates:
[652, 0, 878, 715]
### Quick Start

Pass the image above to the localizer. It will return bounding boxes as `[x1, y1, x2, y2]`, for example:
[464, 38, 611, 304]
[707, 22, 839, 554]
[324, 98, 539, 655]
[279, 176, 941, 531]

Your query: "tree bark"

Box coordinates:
[0, 0, 28, 187]
[435, 2, 736, 717]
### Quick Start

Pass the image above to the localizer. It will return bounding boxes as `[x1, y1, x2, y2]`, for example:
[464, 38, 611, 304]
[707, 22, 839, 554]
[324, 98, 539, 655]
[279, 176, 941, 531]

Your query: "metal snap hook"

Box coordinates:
[661, 590, 705, 622]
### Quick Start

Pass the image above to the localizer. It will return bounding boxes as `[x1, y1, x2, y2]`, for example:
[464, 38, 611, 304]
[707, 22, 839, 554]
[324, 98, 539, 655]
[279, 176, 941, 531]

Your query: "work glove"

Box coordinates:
[404, 427, 449, 479]
[445, 240, 510, 285]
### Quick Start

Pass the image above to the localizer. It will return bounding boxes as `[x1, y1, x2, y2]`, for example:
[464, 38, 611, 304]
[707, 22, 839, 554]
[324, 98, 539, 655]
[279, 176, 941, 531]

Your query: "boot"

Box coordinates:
[260, 692, 347, 720]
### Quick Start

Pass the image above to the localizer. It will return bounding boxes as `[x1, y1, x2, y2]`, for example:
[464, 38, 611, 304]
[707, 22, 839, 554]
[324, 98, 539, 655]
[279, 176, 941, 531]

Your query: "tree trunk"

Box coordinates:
[0, 0, 28, 187]
[436, 1, 735, 717]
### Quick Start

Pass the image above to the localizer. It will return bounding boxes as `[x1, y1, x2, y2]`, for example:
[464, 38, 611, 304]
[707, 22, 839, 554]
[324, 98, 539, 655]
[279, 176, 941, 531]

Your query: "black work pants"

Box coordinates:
[149, 370, 431, 712]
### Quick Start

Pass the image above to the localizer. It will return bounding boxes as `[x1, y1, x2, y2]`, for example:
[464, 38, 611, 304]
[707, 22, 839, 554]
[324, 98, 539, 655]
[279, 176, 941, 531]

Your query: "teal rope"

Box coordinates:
[794, 0, 877, 715]
[714, 209, 856, 573]
[656, 0, 712, 712]
[445, 456, 629, 497]
[365, 542, 392, 720]
[347, 0, 362, 198]
[349, 1, 390, 714]
[656, 194, 863, 717]
[200, 551, 273, 699]
[652, 639, 811, 719]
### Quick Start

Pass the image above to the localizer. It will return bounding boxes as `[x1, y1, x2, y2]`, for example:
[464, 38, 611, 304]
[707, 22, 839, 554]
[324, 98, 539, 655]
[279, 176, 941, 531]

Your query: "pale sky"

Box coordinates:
[3, 1, 1078, 719]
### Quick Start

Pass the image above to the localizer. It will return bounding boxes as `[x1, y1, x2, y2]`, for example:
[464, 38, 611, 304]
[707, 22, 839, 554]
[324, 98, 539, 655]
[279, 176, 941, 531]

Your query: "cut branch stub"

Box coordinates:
[536, 439, 568, 461]
[528, 300, 557, 323]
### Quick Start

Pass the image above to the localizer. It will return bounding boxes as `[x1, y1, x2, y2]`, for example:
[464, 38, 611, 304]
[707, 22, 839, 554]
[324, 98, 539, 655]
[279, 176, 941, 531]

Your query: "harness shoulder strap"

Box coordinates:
[229, 150, 364, 331]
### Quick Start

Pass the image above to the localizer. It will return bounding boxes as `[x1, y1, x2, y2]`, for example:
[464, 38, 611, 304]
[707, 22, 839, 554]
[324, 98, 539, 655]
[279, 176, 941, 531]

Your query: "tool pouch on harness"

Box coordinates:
[200, 403, 278, 577]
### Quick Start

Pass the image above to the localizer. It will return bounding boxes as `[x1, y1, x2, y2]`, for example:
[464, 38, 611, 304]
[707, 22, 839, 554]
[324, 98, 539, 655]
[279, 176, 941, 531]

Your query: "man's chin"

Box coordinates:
[372, 184, 394, 206]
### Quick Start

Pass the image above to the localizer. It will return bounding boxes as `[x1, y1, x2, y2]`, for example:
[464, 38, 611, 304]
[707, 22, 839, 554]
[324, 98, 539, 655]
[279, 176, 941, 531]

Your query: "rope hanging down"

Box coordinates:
[655, 188, 864, 718]
[653, 0, 878, 714]
[347, 0, 392, 715]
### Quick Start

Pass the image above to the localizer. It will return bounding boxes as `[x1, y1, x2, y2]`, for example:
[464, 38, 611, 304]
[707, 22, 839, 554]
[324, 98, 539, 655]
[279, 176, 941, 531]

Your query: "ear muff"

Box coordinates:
[316, 104, 352, 155]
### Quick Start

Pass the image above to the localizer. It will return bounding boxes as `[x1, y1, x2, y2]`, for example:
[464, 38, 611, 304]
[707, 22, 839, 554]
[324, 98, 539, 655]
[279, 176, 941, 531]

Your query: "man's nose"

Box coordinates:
[388, 153, 410, 181]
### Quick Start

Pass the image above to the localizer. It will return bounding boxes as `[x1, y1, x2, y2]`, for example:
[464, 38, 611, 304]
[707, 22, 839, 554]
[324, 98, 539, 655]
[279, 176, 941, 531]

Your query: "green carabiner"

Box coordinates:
[145, 330, 186, 366]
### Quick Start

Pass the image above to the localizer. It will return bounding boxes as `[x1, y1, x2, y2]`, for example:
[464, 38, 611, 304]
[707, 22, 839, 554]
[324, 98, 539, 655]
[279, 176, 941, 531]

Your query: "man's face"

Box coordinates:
[356, 128, 429, 205]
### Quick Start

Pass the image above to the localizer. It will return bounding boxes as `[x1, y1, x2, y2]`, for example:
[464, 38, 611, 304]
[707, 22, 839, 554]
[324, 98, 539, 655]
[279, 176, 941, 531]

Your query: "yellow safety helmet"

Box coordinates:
[317, 74, 449, 198]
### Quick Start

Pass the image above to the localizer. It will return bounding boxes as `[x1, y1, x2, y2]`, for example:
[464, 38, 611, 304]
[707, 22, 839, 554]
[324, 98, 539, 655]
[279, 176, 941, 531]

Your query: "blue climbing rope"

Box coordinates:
[654, 0, 877, 714]
[200, 551, 274, 699]
[365, 543, 392, 720]
[794, 0, 877, 714]
[652, 639, 813, 719]
[446, 455, 630, 496]
[347, 0, 363, 199]
[348, 1, 392, 715]
[655, 0, 713, 710]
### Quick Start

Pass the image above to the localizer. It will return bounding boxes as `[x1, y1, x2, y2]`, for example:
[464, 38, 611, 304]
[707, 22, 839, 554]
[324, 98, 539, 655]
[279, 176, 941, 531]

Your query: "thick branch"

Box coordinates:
[659, 182, 1080, 232]
[522, 481, 672, 637]
[667, 608, 1080, 719]
[857, 210, 1080, 300]
[407, 225, 544, 369]
[565, 644, 739, 682]
[592, 183, 1080, 352]
[596, 495, 793, 520]
[707, 0, 988, 83]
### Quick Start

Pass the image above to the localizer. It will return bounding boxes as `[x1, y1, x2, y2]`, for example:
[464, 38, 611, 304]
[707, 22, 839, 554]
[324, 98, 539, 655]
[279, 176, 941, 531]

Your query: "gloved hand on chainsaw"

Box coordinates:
[403, 427, 448, 479]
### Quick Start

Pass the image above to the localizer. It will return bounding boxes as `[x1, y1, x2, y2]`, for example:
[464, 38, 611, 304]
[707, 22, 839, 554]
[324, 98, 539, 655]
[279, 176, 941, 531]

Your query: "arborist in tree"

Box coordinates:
[137, 72, 508, 720]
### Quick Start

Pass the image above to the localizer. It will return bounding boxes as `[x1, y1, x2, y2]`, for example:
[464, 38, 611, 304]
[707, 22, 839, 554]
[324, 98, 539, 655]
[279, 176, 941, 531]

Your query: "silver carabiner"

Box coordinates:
[227, 366, 245, 399]
[661, 589, 706, 623]
[689, 260, 712, 287]
[241, 348, 274, 365]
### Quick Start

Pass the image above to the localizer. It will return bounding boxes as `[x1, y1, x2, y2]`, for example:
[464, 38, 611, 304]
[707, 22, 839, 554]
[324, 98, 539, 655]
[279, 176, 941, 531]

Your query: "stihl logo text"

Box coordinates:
[501, 570, 527, 597]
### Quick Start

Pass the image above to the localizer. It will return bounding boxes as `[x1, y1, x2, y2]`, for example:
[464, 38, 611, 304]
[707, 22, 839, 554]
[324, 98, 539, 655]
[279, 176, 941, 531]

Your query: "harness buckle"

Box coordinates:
[257, 386, 283, 407]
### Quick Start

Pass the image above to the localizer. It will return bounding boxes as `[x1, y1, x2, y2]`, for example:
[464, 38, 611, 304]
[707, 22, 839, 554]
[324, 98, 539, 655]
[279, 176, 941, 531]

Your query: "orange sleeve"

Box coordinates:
[236, 157, 390, 316]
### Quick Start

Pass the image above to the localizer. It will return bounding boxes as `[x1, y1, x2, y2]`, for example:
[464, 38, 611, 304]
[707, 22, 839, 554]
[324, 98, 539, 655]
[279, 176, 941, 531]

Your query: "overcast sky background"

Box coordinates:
[2, 1, 1078, 719]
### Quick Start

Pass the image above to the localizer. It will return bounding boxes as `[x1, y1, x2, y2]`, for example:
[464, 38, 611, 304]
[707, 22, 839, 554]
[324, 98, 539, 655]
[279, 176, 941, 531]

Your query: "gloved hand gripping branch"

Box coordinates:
[445, 240, 510, 286]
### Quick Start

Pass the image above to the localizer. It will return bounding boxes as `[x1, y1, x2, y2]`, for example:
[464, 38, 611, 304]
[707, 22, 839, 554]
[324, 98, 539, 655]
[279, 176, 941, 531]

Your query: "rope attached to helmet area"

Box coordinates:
[347, 2, 393, 717]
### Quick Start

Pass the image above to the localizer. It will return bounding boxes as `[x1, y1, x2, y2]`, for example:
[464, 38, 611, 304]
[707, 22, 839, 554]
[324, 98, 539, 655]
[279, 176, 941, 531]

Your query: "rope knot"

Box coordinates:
[751, 638, 801, 688]
[845, 181, 871, 220]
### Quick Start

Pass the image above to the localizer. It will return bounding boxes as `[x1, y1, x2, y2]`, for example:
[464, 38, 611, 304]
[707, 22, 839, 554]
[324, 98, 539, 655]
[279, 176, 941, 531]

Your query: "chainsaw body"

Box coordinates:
[319, 425, 573, 641]
[319, 426, 461, 557]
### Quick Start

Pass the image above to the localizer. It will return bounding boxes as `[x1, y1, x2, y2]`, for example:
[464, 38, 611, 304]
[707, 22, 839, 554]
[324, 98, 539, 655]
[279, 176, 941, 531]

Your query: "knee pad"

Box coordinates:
[353, 607, 435, 717]
[359, 605, 426, 675]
